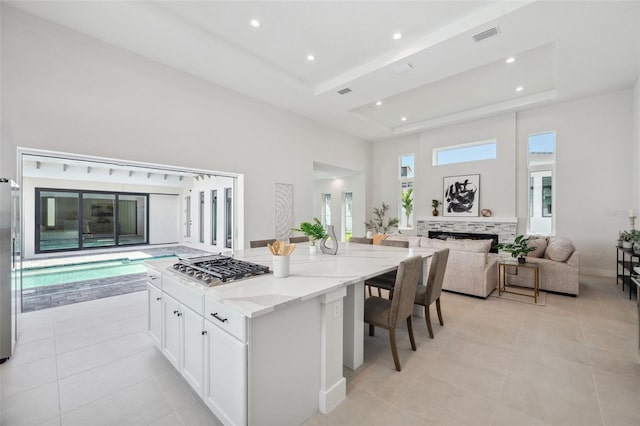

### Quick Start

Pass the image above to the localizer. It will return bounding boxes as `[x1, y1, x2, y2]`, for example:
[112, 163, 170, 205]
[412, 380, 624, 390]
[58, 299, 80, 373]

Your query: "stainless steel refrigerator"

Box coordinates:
[0, 178, 21, 363]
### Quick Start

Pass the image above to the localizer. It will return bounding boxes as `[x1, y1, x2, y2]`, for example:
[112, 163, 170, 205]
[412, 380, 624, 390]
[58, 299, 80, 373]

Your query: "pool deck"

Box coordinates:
[22, 246, 213, 312]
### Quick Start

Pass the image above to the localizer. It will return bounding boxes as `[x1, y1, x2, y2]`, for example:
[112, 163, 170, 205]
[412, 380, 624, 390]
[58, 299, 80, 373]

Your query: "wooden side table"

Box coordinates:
[498, 261, 540, 303]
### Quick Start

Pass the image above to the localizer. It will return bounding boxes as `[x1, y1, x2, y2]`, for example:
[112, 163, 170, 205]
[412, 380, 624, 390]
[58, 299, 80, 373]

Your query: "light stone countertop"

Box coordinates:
[146, 243, 433, 318]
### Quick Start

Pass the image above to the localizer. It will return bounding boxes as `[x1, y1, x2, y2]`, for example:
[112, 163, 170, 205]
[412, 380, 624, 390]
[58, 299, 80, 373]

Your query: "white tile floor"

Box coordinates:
[1, 275, 639, 426]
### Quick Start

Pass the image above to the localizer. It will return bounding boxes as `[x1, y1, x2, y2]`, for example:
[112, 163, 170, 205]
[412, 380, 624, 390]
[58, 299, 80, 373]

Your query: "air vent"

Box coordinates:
[337, 88, 352, 95]
[473, 26, 500, 42]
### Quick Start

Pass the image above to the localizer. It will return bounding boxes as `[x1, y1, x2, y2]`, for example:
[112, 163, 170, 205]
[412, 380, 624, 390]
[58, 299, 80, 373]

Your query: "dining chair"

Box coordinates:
[365, 239, 410, 297]
[364, 255, 422, 371]
[414, 248, 449, 338]
[289, 236, 309, 243]
[249, 238, 276, 248]
[349, 237, 373, 244]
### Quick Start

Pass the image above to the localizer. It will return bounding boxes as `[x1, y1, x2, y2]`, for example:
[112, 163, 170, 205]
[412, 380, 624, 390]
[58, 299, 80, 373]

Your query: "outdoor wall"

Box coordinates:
[0, 6, 371, 249]
[312, 174, 366, 241]
[373, 91, 634, 276]
[22, 176, 181, 257]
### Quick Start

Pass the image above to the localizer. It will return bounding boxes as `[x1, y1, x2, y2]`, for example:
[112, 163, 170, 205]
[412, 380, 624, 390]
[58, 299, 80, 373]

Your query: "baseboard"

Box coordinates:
[319, 377, 346, 414]
[580, 267, 616, 278]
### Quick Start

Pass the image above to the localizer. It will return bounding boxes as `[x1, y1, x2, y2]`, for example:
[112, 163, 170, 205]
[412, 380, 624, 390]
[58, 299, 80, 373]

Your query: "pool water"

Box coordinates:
[21, 256, 176, 289]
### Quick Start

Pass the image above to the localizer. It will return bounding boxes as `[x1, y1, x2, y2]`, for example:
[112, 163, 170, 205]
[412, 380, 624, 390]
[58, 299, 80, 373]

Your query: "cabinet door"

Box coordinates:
[181, 307, 204, 396]
[204, 321, 247, 426]
[162, 295, 181, 369]
[147, 283, 162, 348]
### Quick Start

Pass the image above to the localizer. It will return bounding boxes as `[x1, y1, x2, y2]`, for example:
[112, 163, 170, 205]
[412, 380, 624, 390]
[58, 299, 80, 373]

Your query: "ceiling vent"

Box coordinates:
[472, 26, 500, 42]
[337, 88, 352, 95]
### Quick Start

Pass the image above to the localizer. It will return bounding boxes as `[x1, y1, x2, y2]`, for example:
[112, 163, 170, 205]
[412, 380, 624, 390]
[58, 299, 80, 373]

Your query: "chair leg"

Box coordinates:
[407, 316, 416, 351]
[436, 297, 444, 326]
[425, 305, 434, 339]
[367, 285, 372, 296]
[377, 287, 382, 297]
[389, 328, 401, 371]
[369, 324, 375, 336]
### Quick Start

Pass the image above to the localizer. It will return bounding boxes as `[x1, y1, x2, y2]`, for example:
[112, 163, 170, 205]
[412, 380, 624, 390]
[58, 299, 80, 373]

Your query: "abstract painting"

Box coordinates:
[443, 174, 480, 217]
[275, 183, 293, 240]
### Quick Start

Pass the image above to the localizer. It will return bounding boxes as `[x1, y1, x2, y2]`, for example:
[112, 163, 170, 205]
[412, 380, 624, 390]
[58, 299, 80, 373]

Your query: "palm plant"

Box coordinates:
[292, 218, 326, 244]
[401, 188, 413, 227]
[365, 202, 399, 234]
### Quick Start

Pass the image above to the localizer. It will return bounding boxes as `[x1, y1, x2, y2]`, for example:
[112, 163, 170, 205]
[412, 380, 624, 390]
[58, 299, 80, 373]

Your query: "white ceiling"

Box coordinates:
[7, 1, 640, 141]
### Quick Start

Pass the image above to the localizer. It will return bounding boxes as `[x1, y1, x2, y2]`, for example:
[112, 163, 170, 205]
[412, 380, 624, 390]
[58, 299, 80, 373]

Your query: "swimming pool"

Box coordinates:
[21, 256, 176, 289]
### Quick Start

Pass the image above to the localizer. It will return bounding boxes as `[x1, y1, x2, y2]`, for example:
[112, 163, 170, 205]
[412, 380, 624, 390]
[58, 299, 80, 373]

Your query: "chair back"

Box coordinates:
[250, 238, 276, 248]
[380, 239, 409, 248]
[424, 249, 450, 305]
[389, 256, 422, 326]
[349, 237, 373, 244]
[289, 236, 309, 243]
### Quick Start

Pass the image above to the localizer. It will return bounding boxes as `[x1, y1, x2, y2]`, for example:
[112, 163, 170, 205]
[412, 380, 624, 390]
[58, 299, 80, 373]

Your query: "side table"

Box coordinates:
[498, 261, 540, 304]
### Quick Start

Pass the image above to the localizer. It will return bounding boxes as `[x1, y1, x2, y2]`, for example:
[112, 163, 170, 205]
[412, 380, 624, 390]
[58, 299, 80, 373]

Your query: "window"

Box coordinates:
[35, 188, 148, 253]
[528, 132, 555, 234]
[199, 191, 205, 243]
[399, 154, 414, 228]
[211, 190, 217, 245]
[433, 140, 497, 166]
[185, 195, 191, 239]
[225, 187, 232, 249]
[343, 192, 353, 241]
[322, 194, 331, 226]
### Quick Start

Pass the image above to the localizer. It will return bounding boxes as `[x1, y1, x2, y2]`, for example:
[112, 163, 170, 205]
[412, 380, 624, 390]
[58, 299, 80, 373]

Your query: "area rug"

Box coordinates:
[490, 288, 547, 306]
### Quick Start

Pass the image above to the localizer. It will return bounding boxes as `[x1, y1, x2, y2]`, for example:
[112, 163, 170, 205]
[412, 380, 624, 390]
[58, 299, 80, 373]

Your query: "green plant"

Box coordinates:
[432, 199, 441, 209]
[628, 229, 640, 243]
[496, 235, 536, 259]
[364, 202, 399, 234]
[619, 231, 628, 241]
[292, 218, 326, 244]
[401, 188, 413, 226]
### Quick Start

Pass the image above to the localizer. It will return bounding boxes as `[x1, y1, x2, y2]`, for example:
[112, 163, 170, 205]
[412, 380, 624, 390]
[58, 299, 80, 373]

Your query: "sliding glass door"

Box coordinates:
[36, 188, 149, 253]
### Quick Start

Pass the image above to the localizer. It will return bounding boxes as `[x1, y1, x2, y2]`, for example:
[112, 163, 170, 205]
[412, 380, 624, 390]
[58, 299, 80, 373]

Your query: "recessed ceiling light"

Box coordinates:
[375, 101, 382, 106]
[515, 86, 524, 92]
[393, 32, 403, 40]
[506, 57, 516, 64]
[250, 19, 260, 28]
[307, 54, 316, 62]
[401, 116, 407, 121]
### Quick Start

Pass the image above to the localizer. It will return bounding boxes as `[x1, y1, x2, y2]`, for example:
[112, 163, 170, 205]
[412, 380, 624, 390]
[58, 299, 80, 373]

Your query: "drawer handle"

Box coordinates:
[150, 276, 158, 280]
[211, 312, 228, 323]
[173, 310, 179, 315]
[177, 312, 182, 317]
[201, 330, 207, 336]
[156, 297, 162, 301]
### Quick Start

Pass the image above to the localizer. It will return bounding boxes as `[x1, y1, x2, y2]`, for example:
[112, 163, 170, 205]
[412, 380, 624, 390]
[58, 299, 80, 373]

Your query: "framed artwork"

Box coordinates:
[443, 174, 480, 217]
[275, 183, 293, 240]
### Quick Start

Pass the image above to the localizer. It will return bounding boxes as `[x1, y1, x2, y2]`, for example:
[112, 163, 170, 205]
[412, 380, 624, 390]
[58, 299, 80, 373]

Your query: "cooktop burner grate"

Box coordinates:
[171, 255, 270, 286]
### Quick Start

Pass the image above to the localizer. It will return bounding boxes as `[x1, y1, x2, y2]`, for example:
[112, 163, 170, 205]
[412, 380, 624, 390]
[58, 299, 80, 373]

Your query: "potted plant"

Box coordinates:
[617, 231, 625, 247]
[401, 188, 413, 228]
[621, 230, 633, 249]
[364, 202, 399, 235]
[497, 235, 537, 264]
[292, 218, 326, 253]
[628, 229, 640, 253]
[432, 199, 441, 216]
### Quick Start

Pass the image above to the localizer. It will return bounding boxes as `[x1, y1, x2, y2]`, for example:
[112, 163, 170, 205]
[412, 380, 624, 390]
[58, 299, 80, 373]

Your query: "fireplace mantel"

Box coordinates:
[416, 217, 518, 243]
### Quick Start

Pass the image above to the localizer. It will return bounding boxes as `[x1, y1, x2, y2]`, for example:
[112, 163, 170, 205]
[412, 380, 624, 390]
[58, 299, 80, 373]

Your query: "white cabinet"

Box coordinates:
[204, 320, 247, 426]
[182, 306, 205, 395]
[147, 283, 162, 348]
[162, 293, 206, 396]
[162, 294, 181, 369]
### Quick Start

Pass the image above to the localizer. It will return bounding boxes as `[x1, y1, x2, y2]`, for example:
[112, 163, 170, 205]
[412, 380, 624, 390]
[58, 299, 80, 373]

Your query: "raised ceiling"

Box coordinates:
[7, 1, 640, 141]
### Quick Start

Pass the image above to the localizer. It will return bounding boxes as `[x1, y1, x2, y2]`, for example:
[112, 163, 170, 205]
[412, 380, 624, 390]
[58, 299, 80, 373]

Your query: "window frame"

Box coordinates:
[432, 139, 497, 166]
[399, 154, 415, 229]
[527, 131, 556, 235]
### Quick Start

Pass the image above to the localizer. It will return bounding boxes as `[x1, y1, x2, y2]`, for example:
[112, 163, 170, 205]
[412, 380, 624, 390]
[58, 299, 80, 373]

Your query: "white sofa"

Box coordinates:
[387, 236, 498, 298]
[503, 236, 580, 296]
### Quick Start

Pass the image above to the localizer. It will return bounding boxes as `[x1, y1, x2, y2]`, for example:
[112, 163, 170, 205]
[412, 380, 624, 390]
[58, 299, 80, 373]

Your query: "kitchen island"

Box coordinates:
[146, 243, 431, 425]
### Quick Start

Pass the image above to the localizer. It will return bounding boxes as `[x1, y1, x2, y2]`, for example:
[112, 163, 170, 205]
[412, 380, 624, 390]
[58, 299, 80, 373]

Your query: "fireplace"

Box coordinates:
[428, 231, 499, 253]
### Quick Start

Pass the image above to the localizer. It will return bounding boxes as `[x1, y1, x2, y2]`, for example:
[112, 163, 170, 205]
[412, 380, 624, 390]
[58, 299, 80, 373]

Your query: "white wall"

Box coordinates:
[373, 92, 634, 276]
[22, 176, 180, 256]
[371, 113, 517, 227]
[312, 174, 366, 240]
[0, 6, 371, 249]
[634, 78, 640, 208]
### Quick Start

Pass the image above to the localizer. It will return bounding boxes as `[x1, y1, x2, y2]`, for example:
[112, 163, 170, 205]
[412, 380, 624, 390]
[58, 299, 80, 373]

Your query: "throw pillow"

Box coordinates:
[544, 236, 575, 262]
[527, 237, 548, 258]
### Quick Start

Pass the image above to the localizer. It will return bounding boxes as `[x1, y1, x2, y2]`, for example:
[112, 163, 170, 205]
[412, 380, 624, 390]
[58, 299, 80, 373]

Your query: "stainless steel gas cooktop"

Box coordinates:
[170, 255, 270, 286]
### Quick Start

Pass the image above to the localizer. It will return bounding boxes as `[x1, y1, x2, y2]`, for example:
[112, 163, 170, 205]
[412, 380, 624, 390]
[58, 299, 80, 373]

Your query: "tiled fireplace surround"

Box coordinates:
[416, 217, 517, 244]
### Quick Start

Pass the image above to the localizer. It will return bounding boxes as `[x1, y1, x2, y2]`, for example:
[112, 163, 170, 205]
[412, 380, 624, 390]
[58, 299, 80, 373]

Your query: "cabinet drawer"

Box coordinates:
[205, 297, 247, 343]
[147, 270, 161, 289]
[163, 275, 204, 315]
